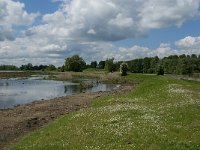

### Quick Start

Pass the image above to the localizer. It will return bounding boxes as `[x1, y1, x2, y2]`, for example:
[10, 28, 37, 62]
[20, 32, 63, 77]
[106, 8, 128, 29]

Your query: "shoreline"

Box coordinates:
[0, 85, 133, 150]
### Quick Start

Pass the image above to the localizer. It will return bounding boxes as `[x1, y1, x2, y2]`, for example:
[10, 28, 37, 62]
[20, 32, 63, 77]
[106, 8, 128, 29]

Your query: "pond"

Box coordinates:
[0, 77, 120, 109]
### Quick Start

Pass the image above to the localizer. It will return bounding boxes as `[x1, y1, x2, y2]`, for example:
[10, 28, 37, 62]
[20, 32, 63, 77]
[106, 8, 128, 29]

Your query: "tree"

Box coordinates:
[191, 54, 197, 59]
[157, 65, 164, 76]
[65, 55, 86, 72]
[179, 54, 186, 59]
[90, 61, 97, 68]
[20, 63, 33, 70]
[128, 59, 144, 73]
[177, 58, 193, 75]
[0, 65, 19, 71]
[98, 61, 105, 69]
[105, 58, 117, 72]
[143, 57, 151, 73]
[149, 56, 159, 73]
[47, 64, 56, 71]
[120, 62, 128, 76]
[162, 55, 179, 74]
[58, 65, 65, 72]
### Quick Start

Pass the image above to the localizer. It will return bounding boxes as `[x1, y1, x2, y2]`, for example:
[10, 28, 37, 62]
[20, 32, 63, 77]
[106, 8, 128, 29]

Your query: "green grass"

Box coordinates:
[11, 74, 200, 150]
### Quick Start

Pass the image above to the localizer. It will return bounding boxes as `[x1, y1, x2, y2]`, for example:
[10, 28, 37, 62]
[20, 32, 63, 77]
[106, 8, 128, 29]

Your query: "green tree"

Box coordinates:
[143, 57, 151, 73]
[179, 54, 186, 59]
[157, 65, 164, 76]
[20, 63, 33, 70]
[149, 56, 159, 73]
[0, 65, 19, 71]
[191, 54, 197, 59]
[90, 61, 97, 68]
[65, 55, 86, 72]
[105, 58, 116, 72]
[178, 58, 193, 75]
[120, 62, 128, 76]
[98, 61, 105, 69]
[163, 55, 179, 74]
[127, 59, 143, 73]
[47, 64, 56, 71]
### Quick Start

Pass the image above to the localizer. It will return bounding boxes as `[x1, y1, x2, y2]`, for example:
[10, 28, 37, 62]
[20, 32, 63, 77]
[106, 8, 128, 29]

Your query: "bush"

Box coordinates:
[105, 58, 117, 72]
[120, 62, 128, 76]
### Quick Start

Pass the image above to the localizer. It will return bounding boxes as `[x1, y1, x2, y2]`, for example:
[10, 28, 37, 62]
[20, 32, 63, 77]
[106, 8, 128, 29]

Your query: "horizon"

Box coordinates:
[0, 53, 199, 68]
[0, 0, 200, 66]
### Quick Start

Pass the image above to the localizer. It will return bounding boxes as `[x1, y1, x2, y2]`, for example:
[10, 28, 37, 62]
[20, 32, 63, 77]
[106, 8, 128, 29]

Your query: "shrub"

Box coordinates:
[120, 62, 128, 76]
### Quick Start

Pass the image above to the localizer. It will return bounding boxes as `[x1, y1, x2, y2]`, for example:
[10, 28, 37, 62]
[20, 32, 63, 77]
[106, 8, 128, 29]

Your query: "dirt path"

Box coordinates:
[0, 85, 133, 150]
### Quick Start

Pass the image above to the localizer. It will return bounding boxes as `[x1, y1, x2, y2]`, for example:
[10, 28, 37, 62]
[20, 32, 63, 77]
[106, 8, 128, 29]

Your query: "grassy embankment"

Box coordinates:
[11, 74, 200, 150]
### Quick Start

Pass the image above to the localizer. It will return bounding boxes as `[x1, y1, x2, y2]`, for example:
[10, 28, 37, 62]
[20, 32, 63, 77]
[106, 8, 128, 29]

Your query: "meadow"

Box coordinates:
[11, 74, 200, 150]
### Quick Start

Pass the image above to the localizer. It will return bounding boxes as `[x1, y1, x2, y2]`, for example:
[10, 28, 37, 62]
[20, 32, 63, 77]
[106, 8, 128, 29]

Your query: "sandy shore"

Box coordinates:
[0, 85, 133, 150]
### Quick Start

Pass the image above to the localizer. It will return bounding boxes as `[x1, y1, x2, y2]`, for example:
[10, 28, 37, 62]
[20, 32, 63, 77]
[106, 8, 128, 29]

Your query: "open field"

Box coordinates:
[9, 74, 200, 150]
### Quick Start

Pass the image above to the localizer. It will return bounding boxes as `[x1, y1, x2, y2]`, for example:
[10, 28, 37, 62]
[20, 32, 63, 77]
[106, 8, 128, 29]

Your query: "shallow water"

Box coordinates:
[0, 77, 119, 109]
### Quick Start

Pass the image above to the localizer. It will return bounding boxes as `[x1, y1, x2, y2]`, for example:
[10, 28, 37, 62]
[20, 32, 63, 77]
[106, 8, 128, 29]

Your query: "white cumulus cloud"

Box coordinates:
[0, 0, 39, 41]
[175, 36, 200, 54]
[0, 0, 200, 66]
[27, 0, 200, 42]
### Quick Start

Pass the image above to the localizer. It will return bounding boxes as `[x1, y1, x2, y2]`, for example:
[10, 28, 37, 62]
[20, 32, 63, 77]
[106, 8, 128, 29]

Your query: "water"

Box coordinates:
[0, 77, 119, 109]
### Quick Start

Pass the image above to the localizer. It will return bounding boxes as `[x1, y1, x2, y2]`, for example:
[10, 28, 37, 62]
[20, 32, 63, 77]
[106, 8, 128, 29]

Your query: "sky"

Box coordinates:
[0, 0, 200, 66]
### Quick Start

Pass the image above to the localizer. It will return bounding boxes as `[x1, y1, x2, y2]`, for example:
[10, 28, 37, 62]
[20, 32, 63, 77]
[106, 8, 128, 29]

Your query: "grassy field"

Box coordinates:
[11, 74, 200, 150]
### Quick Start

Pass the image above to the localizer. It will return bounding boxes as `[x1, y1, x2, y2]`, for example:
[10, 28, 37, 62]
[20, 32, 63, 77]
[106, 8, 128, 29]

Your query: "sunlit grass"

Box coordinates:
[11, 74, 200, 150]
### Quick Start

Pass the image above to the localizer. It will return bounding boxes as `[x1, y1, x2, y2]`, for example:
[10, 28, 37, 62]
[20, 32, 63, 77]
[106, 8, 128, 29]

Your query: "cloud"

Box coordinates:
[176, 36, 200, 49]
[0, 35, 116, 66]
[0, 0, 39, 41]
[49, 0, 199, 41]
[26, 0, 200, 44]
[0, 27, 15, 41]
[139, 0, 200, 28]
[0, 0, 200, 66]
[0, 38, 65, 66]
[108, 43, 178, 61]
[0, 35, 200, 66]
[175, 36, 200, 54]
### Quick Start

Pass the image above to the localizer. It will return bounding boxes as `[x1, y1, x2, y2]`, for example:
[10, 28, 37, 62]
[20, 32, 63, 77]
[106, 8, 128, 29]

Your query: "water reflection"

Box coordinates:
[0, 78, 119, 109]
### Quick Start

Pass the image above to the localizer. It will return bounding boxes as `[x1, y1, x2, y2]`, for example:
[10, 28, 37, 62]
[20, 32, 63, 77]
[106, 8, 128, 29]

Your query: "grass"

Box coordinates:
[11, 74, 200, 150]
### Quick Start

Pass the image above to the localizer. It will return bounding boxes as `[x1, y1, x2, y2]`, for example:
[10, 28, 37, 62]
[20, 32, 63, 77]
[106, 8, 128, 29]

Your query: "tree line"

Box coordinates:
[127, 54, 200, 75]
[64, 54, 200, 75]
[0, 64, 57, 71]
[64, 55, 123, 72]
[0, 54, 200, 75]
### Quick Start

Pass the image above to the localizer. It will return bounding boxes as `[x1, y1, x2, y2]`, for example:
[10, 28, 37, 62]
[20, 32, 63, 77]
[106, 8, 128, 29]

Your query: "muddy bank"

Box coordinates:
[0, 85, 133, 150]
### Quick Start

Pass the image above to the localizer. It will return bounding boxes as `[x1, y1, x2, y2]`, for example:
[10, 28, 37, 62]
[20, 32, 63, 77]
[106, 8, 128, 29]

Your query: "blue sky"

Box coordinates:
[0, 0, 200, 66]
[19, 0, 60, 14]
[115, 18, 200, 49]
[20, 0, 200, 48]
